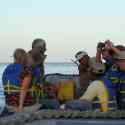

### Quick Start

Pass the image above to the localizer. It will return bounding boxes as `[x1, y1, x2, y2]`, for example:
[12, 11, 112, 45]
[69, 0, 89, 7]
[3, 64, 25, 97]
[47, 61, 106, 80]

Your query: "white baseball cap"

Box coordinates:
[113, 51, 125, 60]
[75, 51, 88, 61]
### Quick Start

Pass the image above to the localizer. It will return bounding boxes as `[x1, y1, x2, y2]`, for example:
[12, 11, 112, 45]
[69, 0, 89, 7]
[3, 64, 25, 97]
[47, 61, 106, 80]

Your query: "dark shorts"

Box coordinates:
[65, 100, 92, 111]
[39, 99, 60, 110]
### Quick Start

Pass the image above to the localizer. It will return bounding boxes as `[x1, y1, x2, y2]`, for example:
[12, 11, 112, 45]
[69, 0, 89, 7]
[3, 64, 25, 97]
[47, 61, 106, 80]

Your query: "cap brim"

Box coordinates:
[70, 59, 78, 64]
[114, 57, 125, 60]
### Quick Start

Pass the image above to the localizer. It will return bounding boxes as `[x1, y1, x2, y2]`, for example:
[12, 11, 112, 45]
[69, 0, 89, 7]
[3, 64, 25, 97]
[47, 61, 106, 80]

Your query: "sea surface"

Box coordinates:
[0, 62, 78, 83]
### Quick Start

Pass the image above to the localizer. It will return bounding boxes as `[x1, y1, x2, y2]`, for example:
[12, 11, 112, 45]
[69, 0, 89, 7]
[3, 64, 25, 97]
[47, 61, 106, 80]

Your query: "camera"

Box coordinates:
[97, 42, 105, 51]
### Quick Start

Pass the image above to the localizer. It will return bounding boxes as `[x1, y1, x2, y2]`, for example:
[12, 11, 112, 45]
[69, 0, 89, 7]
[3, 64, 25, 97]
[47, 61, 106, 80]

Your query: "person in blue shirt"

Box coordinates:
[2, 48, 42, 112]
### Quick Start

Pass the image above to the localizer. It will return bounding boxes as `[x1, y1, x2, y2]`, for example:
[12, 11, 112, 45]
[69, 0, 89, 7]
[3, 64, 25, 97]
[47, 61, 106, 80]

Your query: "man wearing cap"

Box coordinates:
[61, 51, 106, 111]
[75, 51, 104, 95]
[75, 51, 91, 91]
[96, 40, 121, 72]
[113, 51, 125, 109]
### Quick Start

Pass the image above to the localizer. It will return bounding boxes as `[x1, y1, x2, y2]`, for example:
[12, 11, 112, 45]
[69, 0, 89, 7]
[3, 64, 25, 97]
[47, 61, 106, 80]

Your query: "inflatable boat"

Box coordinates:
[0, 73, 125, 125]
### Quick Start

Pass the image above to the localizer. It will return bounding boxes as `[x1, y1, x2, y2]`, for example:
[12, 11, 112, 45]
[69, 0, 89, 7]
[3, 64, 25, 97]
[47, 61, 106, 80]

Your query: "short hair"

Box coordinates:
[13, 48, 26, 61]
[32, 38, 46, 48]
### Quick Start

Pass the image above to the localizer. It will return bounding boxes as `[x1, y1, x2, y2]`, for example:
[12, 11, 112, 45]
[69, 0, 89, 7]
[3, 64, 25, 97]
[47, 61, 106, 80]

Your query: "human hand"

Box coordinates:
[104, 40, 114, 50]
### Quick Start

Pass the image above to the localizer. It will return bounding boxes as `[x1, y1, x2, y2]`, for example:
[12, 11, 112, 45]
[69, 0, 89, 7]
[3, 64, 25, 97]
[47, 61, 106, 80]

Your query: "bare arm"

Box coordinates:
[111, 46, 120, 54]
[96, 50, 102, 63]
[96, 42, 105, 63]
[16, 75, 31, 112]
[105, 40, 120, 54]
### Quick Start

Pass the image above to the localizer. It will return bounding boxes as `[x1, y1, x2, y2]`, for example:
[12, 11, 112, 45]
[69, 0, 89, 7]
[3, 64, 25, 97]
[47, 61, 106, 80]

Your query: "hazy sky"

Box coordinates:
[0, 0, 125, 62]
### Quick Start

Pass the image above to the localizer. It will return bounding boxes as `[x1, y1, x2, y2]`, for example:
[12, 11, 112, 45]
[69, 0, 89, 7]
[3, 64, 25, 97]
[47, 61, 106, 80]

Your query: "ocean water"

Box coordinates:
[0, 62, 78, 83]
[45, 62, 78, 74]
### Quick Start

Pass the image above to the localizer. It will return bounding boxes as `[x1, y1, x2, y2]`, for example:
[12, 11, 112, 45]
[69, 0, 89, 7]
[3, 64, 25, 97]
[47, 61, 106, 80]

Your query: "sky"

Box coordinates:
[0, 0, 125, 62]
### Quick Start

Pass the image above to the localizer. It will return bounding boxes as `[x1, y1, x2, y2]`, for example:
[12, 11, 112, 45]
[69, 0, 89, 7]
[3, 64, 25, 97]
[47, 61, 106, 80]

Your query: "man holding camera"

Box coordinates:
[96, 40, 120, 71]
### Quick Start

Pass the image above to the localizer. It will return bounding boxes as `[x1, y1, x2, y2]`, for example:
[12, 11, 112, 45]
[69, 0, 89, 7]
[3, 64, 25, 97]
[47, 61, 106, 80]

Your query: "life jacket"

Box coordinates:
[103, 65, 120, 84]
[2, 63, 44, 106]
[57, 80, 75, 103]
[2, 64, 23, 86]
[93, 65, 120, 111]
[105, 58, 113, 71]
[31, 65, 41, 84]
[117, 72, 125, 109]
[39, 63, 45, 83]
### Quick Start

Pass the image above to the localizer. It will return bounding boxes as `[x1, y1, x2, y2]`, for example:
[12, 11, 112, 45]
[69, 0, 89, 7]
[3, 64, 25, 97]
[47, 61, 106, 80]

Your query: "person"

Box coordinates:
[0, 81, 6, 115]
[27, 39, 60, 110]
[75, 51, 105, 96]
[3, 48, 26, 110]
[113, 51, 125, 109]
[60, 51, 106, 111]
[39, 81, 60, 110]
[2, 48, 42, 112]
[29, 38, 47, 84]
[96, 40, 120, 71]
